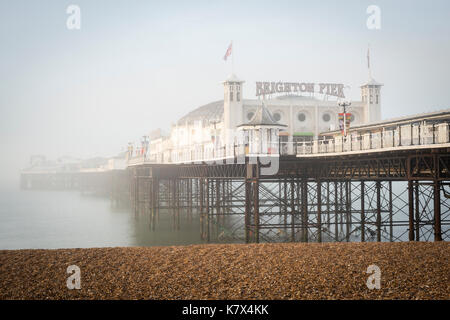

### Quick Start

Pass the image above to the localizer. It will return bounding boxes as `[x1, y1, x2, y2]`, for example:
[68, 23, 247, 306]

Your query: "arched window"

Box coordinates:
[273, 112, 281, 122]
[247, 111, 255, 120]
[297, 113, 306, 122]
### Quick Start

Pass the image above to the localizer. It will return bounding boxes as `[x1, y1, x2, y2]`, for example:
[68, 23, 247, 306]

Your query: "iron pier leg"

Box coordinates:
[408, 180, 415, 241]
[177, 179, 180, 230]
[361, 181, 365, 242]
[334, 181, 339, 242]
[216, 179, 220, 241]
[290, 179, 295, 242]
[345, 181, 351, 242]
[327, 182, 330, 230]
[415, 181, 420, 241]
[388, 181, 393, 242]
[245, 177, 251, 243]
[200, 178, 204, 240]
[376, 181, 381, 242]
[150, 179, 155, 231]
[317, 180, 322, 243]
[434, 180, 442, 241]
[254, 177, 260, 243]
[302, 179, 308, 242]
[206, 178, 210, 242]
[284, 180, 288, 236]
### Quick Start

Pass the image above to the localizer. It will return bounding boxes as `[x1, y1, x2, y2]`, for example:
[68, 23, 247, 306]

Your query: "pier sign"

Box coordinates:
[256, 81, 345, 98]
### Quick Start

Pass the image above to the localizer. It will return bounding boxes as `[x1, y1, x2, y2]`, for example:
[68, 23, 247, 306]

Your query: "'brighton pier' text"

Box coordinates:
[256, 81, 345, 98]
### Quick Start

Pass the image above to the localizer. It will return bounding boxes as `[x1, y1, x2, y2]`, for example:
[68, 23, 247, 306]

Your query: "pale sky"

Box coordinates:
[1, 0, 449, 184]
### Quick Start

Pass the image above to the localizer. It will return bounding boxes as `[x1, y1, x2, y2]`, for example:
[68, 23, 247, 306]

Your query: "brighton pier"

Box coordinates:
[20, 73, 450, 244]
[255, 81, 346, 98]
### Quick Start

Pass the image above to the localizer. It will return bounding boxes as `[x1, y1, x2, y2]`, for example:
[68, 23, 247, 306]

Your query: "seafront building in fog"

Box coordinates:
[142, 71, 383, 163]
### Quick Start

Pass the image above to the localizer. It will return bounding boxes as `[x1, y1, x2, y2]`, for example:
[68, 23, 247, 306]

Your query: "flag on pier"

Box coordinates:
[223, 42, 232, 61]
[338, 113, 352, 136]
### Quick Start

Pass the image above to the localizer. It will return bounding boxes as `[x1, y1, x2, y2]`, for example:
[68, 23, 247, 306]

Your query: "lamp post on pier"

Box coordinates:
[338, 101, 352, 137]
[141, 135, 149, 160]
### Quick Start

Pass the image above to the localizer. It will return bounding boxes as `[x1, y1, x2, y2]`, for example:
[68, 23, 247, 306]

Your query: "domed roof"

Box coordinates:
[178, 100, 224, 123]
[223, 73, 244, 83]
[361, 77, 383, 87]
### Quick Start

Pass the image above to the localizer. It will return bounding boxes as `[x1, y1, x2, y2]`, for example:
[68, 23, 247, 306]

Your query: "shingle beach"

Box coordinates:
[0, 242, 448, 300]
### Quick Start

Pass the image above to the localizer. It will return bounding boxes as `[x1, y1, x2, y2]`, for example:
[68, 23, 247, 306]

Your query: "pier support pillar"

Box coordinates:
[334, 181, 339, 241]
[388, 181, 393, 242]
[360, 181, 365, 242]
[152, 178, 159, 230]
[245, 163, 259, 243]
[244, 178, 251, 243]
[301, 179, 308, 242]
[253, 177, 260, 243]
[290, 179, 295, 242]
[206, 178, 210, 242]
[345, 181, 351, 242]
[434, 180, 442, 241]
[317, 180, 322, 243]
[200, 178, 204, 240]
[376, 181, 381, 242]
[415, 181, 420, 241]
[408, 180, 415, 241]
[215, 179, 220, 240]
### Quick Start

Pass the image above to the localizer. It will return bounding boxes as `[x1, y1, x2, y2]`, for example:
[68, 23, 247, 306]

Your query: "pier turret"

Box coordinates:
[223, 74, 244, 150]
[361, 77, 383, 123]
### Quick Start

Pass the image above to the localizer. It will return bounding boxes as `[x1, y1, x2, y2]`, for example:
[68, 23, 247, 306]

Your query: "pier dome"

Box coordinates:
[178, 100, 224, 123]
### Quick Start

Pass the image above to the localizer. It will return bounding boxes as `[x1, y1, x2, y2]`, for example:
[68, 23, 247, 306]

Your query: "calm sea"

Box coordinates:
[0, 186, 203, 250]
[1, 182, 446, 249]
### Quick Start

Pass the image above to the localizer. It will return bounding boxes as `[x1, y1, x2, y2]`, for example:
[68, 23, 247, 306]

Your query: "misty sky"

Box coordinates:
[1, 0, 449, 185]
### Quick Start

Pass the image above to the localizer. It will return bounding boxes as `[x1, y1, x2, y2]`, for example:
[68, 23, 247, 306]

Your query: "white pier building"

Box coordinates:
[136, 71, 383, 163]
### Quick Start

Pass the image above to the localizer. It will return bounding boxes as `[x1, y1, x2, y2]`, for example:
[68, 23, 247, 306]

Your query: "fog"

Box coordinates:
[1, 0, 449, 186]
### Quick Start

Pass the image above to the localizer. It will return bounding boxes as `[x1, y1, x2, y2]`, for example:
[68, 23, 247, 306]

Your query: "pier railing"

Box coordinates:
[295, 122, 449, 156]
[128, 121, 450, 165]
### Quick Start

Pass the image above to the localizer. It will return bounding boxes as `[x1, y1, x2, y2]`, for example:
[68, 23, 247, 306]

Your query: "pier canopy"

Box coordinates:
[238, 102, 286, 155]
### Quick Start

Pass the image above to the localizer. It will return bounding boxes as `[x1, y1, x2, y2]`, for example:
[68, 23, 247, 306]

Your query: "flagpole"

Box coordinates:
[231, 40, 234, 74]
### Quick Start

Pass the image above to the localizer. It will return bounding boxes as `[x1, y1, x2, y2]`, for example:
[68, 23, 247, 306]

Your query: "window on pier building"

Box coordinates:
[297, 112, 306, 122]
[237, 92, 240, 101]
[273, 112, 281, 122]
[230, 91, 233, 101]
[376, 95, 379, 104]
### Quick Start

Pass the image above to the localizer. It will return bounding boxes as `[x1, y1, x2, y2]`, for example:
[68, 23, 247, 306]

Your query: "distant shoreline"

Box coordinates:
[0, 242, 448, 300]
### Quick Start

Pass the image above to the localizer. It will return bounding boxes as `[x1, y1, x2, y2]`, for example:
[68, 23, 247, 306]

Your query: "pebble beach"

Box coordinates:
[0, 242, 448, 300]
